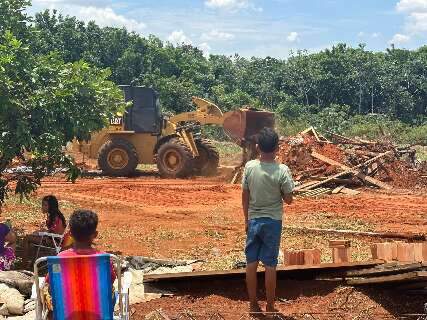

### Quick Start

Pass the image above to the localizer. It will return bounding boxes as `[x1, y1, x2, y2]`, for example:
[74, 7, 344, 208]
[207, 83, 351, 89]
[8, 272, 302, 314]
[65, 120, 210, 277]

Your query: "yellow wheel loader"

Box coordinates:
[73, 85, 275, 178]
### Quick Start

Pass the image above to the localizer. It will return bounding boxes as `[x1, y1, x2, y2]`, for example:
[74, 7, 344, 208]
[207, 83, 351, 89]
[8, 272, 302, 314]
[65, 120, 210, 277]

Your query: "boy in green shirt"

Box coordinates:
[242, 127, 294, 314]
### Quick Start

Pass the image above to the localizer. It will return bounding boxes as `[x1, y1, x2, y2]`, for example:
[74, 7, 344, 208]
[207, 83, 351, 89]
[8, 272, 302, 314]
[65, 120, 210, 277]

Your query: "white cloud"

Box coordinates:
[198, 42, 211, 57]
[396, 0, 427, 33]
[406, 11, 427, 32]
[286, 31, 299, 43]
[201, 29, 235, 41]
[33, 0, 109, 7]
[168, 30, 192, 45]
[389, 33, 411, 45]
[75, 7, 145, 32]
[204, 0, 262, 12]
[371, 32, 381, 38]
[397, 0, 427, 12]
[30, 1, 146, 33]
[357, 31, 365, 37]
[205, 0, 248, 9]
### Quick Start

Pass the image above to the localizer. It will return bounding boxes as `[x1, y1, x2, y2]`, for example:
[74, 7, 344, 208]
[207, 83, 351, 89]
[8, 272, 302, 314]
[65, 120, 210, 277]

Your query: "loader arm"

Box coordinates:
[169, 97, 224, 125]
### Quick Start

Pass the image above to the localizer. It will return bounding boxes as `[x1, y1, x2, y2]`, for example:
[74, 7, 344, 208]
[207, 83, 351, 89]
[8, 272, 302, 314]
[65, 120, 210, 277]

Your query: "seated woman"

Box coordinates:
[0, 206, 16, 271]
[23, 195, 70, 268]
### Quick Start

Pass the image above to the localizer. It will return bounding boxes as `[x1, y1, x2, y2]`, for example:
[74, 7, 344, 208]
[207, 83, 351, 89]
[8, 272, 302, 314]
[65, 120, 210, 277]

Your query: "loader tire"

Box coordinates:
[98, 139, 138, 176]
[156, 138, 194, 178]
[194, 139, 219, 176]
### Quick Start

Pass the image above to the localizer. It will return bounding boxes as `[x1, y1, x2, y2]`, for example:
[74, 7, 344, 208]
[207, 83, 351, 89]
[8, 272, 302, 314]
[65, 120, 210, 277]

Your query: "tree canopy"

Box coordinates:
[0, 0, 124, 203]
[30, 10, 427, 128]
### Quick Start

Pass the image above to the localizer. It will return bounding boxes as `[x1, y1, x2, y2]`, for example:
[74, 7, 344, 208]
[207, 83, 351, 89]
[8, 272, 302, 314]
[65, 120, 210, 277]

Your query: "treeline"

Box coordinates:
[30, 8, 427, 143]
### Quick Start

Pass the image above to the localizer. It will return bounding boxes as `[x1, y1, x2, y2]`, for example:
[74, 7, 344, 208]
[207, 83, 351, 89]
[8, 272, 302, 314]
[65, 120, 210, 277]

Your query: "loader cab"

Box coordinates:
[119, 85, 162, 135]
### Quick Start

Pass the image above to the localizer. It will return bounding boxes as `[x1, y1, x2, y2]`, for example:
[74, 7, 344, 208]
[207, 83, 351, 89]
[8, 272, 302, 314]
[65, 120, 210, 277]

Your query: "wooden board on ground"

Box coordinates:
[347, 271, 427, 285]
[295, 151, 393, 191]
[285, 226, 426, 241]
[345, 262, 424, 278]
[144, 260, 383, 283]
[311, 151, 392, 190]
[396, 281, 427, 291]
[340, 187, 361, 196]
[297, 187, 332, 198]
[332, 186, 345, 194]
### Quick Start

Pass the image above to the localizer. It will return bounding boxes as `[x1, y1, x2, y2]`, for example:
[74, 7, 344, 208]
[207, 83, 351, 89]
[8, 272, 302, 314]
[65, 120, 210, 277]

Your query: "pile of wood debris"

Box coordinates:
[277, 127, 427, 197]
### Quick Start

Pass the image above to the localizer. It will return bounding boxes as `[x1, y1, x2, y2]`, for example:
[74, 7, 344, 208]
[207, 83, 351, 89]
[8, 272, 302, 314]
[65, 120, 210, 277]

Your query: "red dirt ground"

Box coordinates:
[4, 175, 427, 318]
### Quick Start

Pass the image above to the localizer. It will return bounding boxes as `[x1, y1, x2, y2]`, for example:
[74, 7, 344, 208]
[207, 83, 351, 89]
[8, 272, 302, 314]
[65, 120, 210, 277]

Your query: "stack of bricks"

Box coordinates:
[329, 240, 351, 263]
[371, 242, 427, 262]
[284, 249, 321, 266]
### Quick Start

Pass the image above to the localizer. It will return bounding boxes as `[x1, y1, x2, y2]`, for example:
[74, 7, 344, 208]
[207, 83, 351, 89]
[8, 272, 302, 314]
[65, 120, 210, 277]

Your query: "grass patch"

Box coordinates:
[4, 195, 41, 232]
[204, 229, 225, 240]
[415, 146, 427, 162]
[291, 212, 375, 232]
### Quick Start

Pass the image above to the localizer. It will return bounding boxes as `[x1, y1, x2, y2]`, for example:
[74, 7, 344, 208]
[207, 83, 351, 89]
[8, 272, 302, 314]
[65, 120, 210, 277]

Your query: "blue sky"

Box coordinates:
[28, 0, 427, 58]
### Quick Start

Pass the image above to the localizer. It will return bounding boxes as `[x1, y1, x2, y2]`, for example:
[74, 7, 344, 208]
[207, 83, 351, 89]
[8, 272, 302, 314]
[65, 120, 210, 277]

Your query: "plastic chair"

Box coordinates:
[33, 231, 65, 257]
[33, 254, 131, 320]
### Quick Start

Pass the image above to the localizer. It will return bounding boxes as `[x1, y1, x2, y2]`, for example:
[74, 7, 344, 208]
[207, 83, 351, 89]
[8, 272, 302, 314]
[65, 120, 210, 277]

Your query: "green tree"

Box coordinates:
[0, 1, 124, 203]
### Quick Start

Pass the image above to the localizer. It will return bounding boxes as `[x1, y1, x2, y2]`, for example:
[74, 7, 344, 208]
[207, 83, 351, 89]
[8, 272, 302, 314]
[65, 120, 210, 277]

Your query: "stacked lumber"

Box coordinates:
[277, 127, 427, 196]
[344, 262, 427, 294]
[344, 242, 427, 293]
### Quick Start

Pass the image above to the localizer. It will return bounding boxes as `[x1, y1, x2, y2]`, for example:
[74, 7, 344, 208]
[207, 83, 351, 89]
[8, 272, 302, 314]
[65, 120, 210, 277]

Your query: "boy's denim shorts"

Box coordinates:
[245, 217, 282, 267]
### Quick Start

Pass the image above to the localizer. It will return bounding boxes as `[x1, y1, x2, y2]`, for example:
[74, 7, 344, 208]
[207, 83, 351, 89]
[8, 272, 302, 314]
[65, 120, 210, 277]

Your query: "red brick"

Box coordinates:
[329, 240, 351, 248]
[303, 249, 321, 265]
[371, 245, 377, 259]
[382, 243, 395, 262]
[284, 251, 304, 266]
[397, 243, 415, 262]
[414, 243, 424, 262]
[332, 247, 350, 263]
[391, 242, 398, 261]
[423, 243, 427, 262]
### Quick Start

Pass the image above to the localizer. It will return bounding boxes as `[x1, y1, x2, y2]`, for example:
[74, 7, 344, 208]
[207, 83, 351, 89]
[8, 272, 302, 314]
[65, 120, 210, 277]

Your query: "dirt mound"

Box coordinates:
[277, 130, 426, 190]
[278, 135, 347, 181]
[380, 160, 427, 190]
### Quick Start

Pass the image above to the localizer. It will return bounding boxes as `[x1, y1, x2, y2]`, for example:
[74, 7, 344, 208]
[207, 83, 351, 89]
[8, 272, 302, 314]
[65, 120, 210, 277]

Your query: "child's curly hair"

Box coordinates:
[69, 210, 98, 242]
[257, 127, 279, 153]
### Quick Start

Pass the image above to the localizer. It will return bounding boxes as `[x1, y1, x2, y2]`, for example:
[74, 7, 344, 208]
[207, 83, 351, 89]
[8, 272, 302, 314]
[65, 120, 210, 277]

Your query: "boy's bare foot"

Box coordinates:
[265, 305, 281, 319]
[249, 302, 262, 314]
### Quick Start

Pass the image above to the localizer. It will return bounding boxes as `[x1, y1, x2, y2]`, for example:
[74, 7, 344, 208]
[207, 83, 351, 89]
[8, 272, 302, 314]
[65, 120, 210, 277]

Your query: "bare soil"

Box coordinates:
[3, 175, 427, 319]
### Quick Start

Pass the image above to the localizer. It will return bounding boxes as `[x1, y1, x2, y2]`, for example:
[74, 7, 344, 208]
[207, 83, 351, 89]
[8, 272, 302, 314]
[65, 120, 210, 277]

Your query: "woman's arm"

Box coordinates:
[5, 230, 16, 246]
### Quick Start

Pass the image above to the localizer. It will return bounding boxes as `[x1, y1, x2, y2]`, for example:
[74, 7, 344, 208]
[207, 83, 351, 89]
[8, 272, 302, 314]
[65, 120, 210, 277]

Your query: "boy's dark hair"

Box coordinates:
[257, 127, 279, 153]
[69, 210, 98, 242]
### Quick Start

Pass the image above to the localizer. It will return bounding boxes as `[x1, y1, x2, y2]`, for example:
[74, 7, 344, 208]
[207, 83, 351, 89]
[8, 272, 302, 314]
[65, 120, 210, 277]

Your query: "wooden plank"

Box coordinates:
[285, 226, 426, 241]
[396, 281, 427, 291]
[144, 260, 383, 283]
[312, 151, 346, 168]
[295, 180, 322, 192]
[347, 271, 427, 285]
[299, 188, 332, 198]
[295, 151, 393, 191]
[311, 151, 392, 190]
[301, 188, 330, 196]
[340, 187, 361, 196]
[345, 262, 423, 278]
[332, 186, 345, 194]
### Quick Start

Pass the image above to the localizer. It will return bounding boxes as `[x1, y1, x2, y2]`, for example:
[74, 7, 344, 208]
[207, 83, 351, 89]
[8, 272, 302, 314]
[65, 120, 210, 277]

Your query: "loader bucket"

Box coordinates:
[223, 109, 275, 146]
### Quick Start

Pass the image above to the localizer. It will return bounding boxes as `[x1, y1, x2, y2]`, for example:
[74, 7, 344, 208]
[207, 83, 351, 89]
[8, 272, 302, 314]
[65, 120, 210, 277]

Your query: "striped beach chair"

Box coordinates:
[34, 254, 130, 320]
